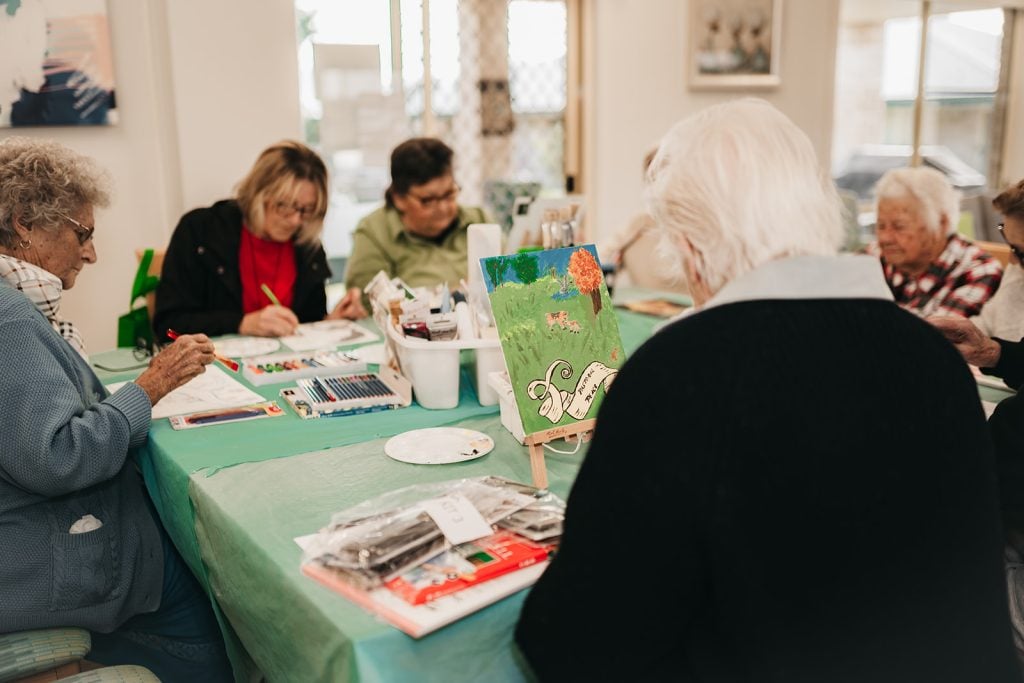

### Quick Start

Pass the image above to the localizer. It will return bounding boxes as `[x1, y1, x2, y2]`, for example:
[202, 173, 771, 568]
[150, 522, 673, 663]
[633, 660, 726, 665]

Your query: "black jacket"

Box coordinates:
[516, 298, 1018, 682]
[153, 200, 330, 340]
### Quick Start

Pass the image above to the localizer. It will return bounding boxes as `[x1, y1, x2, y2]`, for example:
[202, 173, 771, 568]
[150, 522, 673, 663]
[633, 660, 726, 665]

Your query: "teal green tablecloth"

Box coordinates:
[88, 309, 667, 682]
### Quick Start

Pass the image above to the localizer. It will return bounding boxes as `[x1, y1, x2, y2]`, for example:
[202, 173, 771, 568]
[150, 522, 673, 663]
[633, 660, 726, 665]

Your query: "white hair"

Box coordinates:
[874, 166, 959, 236]
[645, 98, 843, 295]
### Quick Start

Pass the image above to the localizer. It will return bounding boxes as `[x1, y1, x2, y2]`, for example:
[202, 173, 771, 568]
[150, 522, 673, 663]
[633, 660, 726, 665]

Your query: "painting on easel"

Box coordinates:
[481, 245, 623, 439]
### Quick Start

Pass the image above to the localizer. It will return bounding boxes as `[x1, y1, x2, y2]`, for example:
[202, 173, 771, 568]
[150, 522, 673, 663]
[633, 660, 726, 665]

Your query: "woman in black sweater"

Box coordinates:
[515, 99, 1019, 682]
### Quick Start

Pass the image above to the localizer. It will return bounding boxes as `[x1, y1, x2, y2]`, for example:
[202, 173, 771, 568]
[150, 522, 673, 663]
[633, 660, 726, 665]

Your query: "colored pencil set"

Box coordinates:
[297, 373, 398, 410]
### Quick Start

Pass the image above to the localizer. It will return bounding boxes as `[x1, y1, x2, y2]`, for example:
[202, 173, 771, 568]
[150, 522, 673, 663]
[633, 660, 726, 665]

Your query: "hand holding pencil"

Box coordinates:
[239, 284, 299, 337]
[134, 331, 215, 405]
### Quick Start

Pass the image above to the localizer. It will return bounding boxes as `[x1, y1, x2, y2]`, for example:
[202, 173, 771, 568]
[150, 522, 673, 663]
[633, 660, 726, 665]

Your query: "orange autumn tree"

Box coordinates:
[568, 247, 603, 315]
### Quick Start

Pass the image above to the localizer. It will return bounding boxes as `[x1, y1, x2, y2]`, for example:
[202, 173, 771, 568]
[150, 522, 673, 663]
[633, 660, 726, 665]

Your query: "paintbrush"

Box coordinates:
[166, 329, 240, 372]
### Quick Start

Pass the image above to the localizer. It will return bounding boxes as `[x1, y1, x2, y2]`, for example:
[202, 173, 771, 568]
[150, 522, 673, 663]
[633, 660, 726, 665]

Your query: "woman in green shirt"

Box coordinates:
[344, 138, 487, 300]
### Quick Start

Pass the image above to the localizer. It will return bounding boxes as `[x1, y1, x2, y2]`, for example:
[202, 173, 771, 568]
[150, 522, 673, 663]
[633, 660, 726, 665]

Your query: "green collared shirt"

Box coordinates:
[344, 204, 488, 294]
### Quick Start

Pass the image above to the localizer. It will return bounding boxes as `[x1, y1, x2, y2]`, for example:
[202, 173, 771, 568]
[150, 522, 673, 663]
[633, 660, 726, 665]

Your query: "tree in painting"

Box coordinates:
[510, 252, 540, 285]
[568, 247, 603, 315]
[485, 255, 510, 288]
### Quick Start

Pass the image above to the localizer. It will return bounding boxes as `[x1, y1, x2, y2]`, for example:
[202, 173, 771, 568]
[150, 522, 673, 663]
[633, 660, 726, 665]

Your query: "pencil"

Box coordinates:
[166, 328, 240, 372]
[261, 283, 282, 306]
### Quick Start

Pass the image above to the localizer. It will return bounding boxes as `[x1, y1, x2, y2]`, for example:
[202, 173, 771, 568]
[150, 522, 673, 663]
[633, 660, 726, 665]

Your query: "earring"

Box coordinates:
[19, 239, 31, 249]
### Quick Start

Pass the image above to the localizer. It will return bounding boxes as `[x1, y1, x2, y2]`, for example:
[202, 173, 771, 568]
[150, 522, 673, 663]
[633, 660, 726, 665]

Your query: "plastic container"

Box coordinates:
[385, 320, 506, 409]
[487, 370, 526, 444]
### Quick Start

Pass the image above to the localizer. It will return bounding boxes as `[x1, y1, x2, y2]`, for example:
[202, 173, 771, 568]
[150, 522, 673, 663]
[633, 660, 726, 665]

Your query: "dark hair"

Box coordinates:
[385, 138, 453, 208]
[993, 179, 1024, 219]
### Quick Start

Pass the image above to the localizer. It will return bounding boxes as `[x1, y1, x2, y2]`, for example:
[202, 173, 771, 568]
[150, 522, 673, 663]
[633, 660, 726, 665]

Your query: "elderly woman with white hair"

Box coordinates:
[0, 138, 231, 680]
[872, 166, 1002, 317]
[515, 99, 1018, 682]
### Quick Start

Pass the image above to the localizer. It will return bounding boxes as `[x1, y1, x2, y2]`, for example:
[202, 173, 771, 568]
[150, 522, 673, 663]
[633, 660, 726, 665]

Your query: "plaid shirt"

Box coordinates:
[872, 234, 1003, 318]
[0, 254, 87, 357]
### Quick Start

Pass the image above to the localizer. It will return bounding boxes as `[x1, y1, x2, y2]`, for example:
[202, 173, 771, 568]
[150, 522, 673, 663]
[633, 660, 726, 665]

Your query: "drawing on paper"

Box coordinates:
[481, 245, 624, 436]
[0, 0, 117, 127]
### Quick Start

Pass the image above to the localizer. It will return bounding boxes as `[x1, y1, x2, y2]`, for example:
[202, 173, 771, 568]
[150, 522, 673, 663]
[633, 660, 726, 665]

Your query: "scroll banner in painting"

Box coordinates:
[527, 359, 617, 425]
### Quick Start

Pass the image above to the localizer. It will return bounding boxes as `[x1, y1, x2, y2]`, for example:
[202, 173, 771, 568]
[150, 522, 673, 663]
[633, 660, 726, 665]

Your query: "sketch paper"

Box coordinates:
[481, 245, 624, 436]
[106, 365, 265, 419]
[281, 320, 379, 352]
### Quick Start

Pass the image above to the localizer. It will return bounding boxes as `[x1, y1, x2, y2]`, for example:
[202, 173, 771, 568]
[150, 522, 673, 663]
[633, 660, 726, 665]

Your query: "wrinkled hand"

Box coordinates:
[134, 334, 215, 405]
[327, 287, 368, 320]
[928, 315, 1001, 368]
[239, 305, 299, 337]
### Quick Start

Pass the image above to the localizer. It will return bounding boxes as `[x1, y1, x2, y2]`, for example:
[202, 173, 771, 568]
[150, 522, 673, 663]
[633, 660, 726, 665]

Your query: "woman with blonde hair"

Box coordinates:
[154, 140, 365, 340]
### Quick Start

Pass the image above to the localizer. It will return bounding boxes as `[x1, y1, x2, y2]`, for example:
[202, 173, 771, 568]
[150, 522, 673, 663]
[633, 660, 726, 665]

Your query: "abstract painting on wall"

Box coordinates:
[0, 0, 117, 127]
[482, 245, 624, 438]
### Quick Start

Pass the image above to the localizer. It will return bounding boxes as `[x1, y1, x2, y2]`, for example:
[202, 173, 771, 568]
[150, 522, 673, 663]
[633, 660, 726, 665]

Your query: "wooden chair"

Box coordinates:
[974, 240, 1012, 268]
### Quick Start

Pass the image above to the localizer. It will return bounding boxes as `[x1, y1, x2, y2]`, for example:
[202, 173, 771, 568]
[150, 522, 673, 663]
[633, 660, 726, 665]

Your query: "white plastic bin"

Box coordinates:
[385, 321, 506, 409]
[488, 370, 526, 444]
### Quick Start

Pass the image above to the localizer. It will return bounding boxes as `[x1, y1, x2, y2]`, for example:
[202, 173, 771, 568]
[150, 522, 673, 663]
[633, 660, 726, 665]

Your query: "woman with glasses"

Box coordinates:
[0, 137, 231, 680]
[154, 140, 366, 341]
[343, 137, 488, 301]
[871, 166, 1002, 318]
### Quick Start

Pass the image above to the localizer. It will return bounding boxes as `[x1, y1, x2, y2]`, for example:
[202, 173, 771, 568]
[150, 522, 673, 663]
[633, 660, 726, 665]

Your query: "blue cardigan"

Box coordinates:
[0, 281, 163, 633]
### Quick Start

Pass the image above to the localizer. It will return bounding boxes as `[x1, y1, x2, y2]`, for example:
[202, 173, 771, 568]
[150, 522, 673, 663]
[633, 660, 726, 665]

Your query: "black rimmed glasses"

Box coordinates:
[273, 201, 317, 220]
[57, 212, 95, 245]
[407, 184, 460, 209]
[997, 223, 1024, 263]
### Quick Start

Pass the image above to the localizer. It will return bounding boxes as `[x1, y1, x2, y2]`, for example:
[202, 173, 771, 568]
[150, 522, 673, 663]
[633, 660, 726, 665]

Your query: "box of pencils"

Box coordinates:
[280, 366, 412, 419]
[242, 350, 367, 386]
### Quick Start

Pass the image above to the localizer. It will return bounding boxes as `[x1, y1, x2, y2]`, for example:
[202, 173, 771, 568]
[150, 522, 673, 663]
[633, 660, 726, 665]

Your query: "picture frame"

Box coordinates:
[688, 0, 783, 90]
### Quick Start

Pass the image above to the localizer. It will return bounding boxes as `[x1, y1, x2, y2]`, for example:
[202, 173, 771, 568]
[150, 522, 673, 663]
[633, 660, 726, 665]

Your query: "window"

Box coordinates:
[295, 0, 571, 259]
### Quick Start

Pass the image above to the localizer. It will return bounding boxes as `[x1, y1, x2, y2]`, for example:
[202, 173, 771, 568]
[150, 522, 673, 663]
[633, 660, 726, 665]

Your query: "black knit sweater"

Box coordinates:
[516, 298, 1018, 682]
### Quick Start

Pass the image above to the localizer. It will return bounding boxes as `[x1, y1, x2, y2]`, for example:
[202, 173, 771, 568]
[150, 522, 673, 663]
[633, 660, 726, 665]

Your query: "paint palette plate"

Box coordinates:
[215, 337, 281, 358]
[384, 428, 495, 465]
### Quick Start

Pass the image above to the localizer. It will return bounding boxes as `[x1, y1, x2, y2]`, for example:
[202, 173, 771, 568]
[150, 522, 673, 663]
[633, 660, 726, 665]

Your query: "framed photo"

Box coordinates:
[689, 0, 783, 90]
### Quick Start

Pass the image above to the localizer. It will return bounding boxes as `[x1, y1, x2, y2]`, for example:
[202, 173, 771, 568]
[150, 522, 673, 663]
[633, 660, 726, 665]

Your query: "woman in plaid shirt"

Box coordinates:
[872, 166, 1002, 318]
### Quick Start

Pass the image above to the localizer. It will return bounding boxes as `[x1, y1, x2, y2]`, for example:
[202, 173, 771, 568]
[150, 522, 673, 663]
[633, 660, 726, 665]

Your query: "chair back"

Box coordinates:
[974, 240, 1012, 268]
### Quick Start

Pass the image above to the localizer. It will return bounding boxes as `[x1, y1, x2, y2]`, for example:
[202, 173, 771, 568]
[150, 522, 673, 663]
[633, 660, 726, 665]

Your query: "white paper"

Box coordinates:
[215, 337, 281, 358]
[281, 320, 378, 352]
[418, 494, 493, 545]
[106, 365, 265, 419]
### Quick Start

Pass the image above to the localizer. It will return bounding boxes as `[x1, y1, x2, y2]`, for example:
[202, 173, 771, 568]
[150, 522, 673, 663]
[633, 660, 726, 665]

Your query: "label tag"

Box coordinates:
[419, 494, 492, 545]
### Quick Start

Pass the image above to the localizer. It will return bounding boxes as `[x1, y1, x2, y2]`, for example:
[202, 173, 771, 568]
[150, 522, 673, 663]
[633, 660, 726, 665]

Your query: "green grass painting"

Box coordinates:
[482, 245, 624, 436]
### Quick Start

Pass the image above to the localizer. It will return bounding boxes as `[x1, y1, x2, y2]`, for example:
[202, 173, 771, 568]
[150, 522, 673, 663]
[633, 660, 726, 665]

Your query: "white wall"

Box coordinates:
[583, 0, 841, 245]
[0, 0, 302, 350]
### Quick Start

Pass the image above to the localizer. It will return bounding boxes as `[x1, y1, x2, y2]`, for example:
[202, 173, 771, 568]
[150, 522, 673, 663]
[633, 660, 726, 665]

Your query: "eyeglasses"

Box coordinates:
[997, 224, 1024, 263]
[272, 201, 318, 220]
[57, 212, 95, 245]
[406, 185, 460, 209]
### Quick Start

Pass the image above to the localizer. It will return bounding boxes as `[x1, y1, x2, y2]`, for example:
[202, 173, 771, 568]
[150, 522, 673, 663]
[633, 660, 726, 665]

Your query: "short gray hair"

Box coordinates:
[646, 98, 843, 295]
[874, 166, 959, 237]
[0, 137, 110, 248]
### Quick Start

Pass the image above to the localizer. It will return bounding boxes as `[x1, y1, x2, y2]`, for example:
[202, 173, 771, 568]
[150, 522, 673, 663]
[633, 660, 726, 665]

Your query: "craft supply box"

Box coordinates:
[384, 321, 506, 410]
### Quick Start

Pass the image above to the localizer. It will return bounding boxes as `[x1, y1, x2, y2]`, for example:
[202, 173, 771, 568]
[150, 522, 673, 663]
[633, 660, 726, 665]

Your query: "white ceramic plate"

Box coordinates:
[384, 427, 495, 465]
[215, 337, 281, 358]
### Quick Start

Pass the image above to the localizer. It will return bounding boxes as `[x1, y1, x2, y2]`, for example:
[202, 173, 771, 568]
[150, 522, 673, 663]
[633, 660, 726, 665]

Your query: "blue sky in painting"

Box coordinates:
[480, 244, 602, 292]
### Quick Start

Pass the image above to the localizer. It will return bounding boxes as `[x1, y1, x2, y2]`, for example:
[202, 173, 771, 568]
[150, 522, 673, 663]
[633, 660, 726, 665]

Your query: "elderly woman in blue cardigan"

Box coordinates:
[0, 138, 230, 681]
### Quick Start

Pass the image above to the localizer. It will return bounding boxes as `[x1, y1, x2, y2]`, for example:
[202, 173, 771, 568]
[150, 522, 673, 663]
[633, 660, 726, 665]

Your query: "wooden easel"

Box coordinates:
[523, 418, 596, 489]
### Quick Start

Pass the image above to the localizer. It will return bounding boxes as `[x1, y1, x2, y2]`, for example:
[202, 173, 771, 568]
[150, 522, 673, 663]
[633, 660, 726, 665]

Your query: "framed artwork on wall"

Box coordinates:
[689, 0, 783, 90]
[0, 0, 118, 127]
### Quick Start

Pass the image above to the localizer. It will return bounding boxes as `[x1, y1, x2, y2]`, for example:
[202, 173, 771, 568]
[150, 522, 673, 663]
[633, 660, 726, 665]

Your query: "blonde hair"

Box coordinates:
[646, 98, 842, 294]
[236, 141, 328, 246]
[874, 166, 959, 237]
[0, 137, 110, 248]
